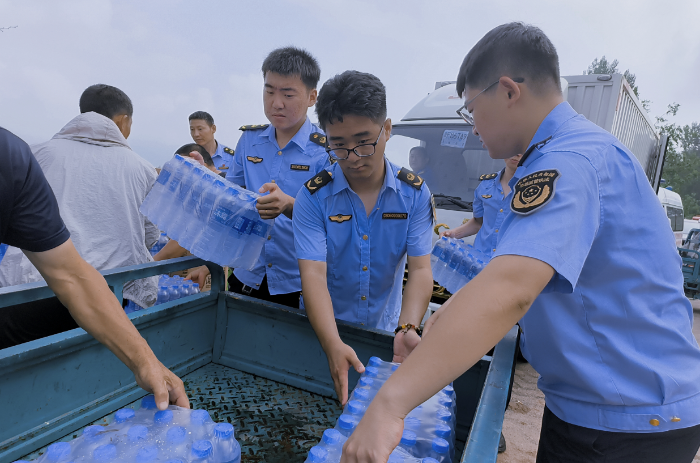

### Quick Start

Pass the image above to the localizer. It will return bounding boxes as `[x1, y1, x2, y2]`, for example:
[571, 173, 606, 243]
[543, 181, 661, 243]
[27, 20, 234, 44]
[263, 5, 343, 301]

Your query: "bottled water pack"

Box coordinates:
[430, 237, 491, 294]
[140, 155, 273, 270]
[23, 395, 240, 463]
[305, 357, 457, 463]
[149, 233, 170, 257]
[154, 275, 200, 305]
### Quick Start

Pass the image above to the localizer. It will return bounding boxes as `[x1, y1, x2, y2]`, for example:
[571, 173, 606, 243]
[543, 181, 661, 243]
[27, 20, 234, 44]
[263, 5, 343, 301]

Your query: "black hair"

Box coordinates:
[261, 46, 321, 90]
[79, 84, 133, 118]
[456, 22, 560, 98]
[175, 143, 214, 167]
[189, 111, 215, 126]
[315, 70, 387, 132]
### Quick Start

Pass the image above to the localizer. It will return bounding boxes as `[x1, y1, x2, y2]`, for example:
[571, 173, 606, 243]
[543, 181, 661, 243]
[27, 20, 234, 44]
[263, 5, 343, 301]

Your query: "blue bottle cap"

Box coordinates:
[92, 444, 117, 462]
[166, 426, 187, 444]
[214, 422, 234, 439]
[140, 395, 157, 410]
[338, 414, 357, 430]
[400, 430, 417, 446]
[358, 377, 374, 388]
[432, 438, 449, 454]
[422, 459, 440, 463]
[193, 283, 200, 289]
[321, 428, 342, 445]
[442, 384, 454, 397]
[127, 425, 149, 442]
[47, 442, 71, 462]
[353, 388, 370, 402]
[368, 356, 383, 367]
[135, 445, 158, 463]
[308, 445, 328, 463]
[82, 425, 103, 436]
[390, 364, 399, 371]
[114, 408, 135, 423]
[404, 416, 421, 430]
[347, 400, 366, 415]
[436, 408, 451, 422]
[154, 409, 173, 425]
[190, 409, 211, 426]
[439, 396, 453, 408]
[365, 366, 379, 378]
[435, 423, 451, 439]
[191, 440, 213, 459]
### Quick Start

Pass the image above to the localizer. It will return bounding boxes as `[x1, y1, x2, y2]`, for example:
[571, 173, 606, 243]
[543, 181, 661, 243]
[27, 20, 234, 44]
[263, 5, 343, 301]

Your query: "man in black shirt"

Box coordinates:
[0, 127, 189, 410]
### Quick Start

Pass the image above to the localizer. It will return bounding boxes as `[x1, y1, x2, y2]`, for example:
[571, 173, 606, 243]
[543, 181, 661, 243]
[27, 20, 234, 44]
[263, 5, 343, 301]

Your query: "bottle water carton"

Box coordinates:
[25, 396, 240, 463]
[140, 155, 273, 271]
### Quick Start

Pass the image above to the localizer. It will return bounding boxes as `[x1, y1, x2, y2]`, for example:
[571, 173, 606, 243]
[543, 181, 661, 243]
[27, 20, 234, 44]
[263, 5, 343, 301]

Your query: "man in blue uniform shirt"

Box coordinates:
[187, 47, 329, 308]
[293, 71, 434, 405]
[341, 23, 700, 463]
[189, 111, 234, 171]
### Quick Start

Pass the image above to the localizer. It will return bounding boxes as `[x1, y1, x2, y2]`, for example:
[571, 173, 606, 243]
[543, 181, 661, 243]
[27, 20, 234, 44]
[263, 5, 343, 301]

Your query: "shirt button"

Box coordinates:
[267, 235, 272, 240]
[277, 150, 282, 155]
[362, 235, 368, 240]
[267, 263, 272, 268]
[671, 417, 681, 422]
[362, 266, 368, 271]
[361, 295, 367, 301]
[495, 229, 499, 233]
[493, 248, 496, 252]
[271, 179, 276, 183]
[649, 419, 660, 426]
[499, 209, 503, 212]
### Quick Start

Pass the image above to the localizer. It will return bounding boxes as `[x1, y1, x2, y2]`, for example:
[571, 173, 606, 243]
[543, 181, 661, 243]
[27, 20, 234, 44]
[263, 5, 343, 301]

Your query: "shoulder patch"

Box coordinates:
[223, 147, 234, 155]
[479, 172, 498, 181]
[305, 170, 333, 194]
[239, 124, 270, 131]
[397, 168, 424, 190]
[511, 169, 560, 215]
[310, 132, 327, 147]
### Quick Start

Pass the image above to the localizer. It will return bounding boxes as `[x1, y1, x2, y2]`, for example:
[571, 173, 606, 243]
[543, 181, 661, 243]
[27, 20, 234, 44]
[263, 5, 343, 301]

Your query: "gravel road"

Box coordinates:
[496, 307, 700, 462]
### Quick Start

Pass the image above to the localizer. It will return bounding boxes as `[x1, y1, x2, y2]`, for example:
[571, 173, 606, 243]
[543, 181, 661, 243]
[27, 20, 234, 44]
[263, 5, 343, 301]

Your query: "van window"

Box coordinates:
[385, 124, 504, 211]
[667, 206, 684, 232]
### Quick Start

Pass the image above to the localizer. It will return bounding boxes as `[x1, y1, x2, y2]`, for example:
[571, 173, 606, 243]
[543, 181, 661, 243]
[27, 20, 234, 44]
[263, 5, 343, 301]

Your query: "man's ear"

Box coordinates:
[211, 124, 217, 136]
[384, 118, 392, 139]
[308, 88, 318, 107]
[500, 77, 522, 106]
[112, 114, 131, 139]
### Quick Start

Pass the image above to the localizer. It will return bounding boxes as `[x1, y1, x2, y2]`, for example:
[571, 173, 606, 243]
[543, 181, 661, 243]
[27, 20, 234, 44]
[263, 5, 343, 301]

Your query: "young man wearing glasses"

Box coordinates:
[292, 71, 434, 405]
[341, 23, 700, 463]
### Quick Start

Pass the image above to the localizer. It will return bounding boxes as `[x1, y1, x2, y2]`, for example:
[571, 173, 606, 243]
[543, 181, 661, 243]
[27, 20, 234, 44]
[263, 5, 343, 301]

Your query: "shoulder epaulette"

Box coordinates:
[397, 168, 424, 190]
[239, 124, 269, 131]
[305, 170, 333, 194]
[223, 147, 234, 155]
[310, 132, 327, 147]
[479, 172, 498, 181]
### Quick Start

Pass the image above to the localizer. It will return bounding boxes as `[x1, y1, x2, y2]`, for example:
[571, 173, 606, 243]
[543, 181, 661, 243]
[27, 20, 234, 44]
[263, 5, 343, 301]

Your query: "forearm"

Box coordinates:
[300, 263, 341, 351]
[398, 266, 432, 326]
[453, 217, 482, 238]
[283, 197, 295, 220]
[153, 239, 187, 261]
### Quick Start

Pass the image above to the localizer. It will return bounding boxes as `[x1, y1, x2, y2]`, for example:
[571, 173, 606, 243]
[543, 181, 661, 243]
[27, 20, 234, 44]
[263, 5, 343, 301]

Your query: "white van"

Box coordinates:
[657, 187, 684, 246]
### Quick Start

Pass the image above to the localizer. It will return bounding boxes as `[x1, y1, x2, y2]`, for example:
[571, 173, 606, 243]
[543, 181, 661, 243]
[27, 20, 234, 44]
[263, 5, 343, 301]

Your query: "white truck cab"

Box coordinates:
[657, 187, 684, 246]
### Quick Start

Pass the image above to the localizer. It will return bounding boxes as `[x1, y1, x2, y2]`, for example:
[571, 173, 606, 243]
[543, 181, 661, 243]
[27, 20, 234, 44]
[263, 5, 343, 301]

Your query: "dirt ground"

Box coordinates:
[496, 306, 700, 463]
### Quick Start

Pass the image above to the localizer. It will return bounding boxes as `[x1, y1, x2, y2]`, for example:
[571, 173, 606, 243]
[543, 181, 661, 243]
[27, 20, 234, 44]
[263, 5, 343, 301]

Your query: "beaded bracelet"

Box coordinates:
[394, 323, 423, 336]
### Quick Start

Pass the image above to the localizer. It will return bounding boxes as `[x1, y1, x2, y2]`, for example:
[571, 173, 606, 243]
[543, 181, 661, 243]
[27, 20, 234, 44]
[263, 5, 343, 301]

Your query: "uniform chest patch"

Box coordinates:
[246, 156, 263, 164]
[329, 214, 352, 223]
[511, 169, 560, 215]
[290, 164, 310, 171]
[481, 194, 492, 199]
[382, 213, 408, 219]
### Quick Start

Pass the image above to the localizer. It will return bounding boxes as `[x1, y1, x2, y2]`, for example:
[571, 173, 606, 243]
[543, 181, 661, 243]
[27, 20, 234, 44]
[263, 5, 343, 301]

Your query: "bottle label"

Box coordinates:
[212, 206, 235, 225]
[232, 217, 251, 234]
[251, 221, 269, 237]
[156, 170, 171, 185]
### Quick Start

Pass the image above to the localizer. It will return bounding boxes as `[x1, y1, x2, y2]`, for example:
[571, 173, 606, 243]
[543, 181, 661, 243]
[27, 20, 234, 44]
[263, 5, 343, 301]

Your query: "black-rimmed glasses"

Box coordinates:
[326, 125, 385, 161]
[456, 77, 524, 125]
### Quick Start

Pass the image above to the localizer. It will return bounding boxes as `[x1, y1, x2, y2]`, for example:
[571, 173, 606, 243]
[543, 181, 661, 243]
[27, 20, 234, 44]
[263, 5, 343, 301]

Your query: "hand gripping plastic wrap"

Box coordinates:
[305, 357, 456, 463]
[20, 395, 241, 463]
[140, 155, 273, 270]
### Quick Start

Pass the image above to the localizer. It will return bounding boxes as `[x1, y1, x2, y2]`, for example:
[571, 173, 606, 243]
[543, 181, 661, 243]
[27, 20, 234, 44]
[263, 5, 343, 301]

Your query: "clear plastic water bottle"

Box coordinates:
[422, 459, 440, 463]
[319, 428, 344, 462]
[182, 283, 191, 297]
[352, 388, 371, 403]
[141, 157, 177, 217]
[135, 445, 159, 463]
[306, 445, 328, 463]
[436, 409, 453, 430]
[170, 168, 208, 243]
[126, 425, 150, 448]
[434, 423, 454, 460]
[364, 367, 379, 379]
[168, 285, 179, 302]
[190, 410, 213, 440]
[430, 237, 449, 267]
[150, 156, 188, 226]
[190, 440, 213, 463]
[153, 409, 173, 439]
[164, 426, 188, 460]
[358, 376, 376, 390]
[404, 416, 421, 431]
[191, 283, 200, 294]
[188, 179, 227, 260]
[44, 442, 72, 463]
[445, 248, 466, 293]
[467, 259, 485, 281]
[455, 252, 474, 291]
[160, 158, 195, 231]
[436, 241, 457, 285]
[74, 425, 109, 458]
[193, 186, 243, 262]
[336, 414, 357, 438]
[212, 423, 241, 463]
[179, 175, 217, 250]
[398, 430, 418, 457]
[346, 400, 367, 418]
[429, 438, 451, 463]
[156, 286, 169, 305]
[92, 444, 118, 463]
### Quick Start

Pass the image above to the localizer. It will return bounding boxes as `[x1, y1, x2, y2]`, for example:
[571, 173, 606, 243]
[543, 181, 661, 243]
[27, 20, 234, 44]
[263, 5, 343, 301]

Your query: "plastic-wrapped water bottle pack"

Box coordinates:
[20, 395, 240, 463]
[149, 233, 170, 257]
[430, 237, 491, 294]
[155, 275, 200, 305]
[140, 155, 273, 270]
[305, 357, 456, 463]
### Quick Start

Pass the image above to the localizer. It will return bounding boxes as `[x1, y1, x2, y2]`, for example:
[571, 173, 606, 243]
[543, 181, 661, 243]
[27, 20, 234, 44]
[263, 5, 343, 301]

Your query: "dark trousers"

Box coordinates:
[537, 405, 700, 463]
[227, 273, 300, 309]
[0, 296, 79, 349]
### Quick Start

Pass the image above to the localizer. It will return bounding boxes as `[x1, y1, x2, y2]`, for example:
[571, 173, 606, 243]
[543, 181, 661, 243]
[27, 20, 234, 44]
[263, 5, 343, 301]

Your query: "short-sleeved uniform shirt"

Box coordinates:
[210, 141, 234, 172]
[494, 102, 700, 432]
[472, 169, 509, 255]
[0, 127, 70, 258]
[293, 159, 434, 331]
[226, 118, 330, 295]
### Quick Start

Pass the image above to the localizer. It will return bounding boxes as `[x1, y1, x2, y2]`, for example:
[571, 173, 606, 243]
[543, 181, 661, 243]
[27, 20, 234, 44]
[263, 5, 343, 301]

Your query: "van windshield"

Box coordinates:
[384, 123, 505, 211]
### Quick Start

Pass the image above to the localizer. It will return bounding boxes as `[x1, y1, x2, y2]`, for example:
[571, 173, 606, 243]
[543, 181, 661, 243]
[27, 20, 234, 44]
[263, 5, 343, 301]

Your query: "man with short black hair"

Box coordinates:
[293, 70, 434, 405]
[187, 46, 330, 309]
[341, 22, 700, 463]
[175, 143, 219, 173]
[188, 111, 234, 171]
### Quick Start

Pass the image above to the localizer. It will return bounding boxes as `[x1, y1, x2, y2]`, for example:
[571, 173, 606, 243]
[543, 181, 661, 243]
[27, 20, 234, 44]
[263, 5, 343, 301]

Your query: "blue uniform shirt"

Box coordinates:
[472, 169, 509, 255]
[226, 118, 329, 294]
[210, 141, 234, 171]
[495, 102, 700, 432]
[293, 159, 434, 331]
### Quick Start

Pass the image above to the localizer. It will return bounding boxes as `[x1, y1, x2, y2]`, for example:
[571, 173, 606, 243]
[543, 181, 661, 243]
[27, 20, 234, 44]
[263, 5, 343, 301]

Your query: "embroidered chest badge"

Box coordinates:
[481, 194, 492, 199]
[511, 169, 560, 215]
[246, 156, 263, 164]
[329, 214, 352, 223]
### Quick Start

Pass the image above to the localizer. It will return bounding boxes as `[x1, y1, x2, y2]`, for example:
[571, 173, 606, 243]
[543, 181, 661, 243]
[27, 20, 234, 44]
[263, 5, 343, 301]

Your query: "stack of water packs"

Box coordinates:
[305, 357, 457, 463]
[430, 237, 491, 294]
[22, 395, 240, 463]
[140, 155, 273, 270]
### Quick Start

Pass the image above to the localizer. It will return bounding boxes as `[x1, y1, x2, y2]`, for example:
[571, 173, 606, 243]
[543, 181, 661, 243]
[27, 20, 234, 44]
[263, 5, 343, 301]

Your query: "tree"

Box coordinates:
[585, 56, 648, 110]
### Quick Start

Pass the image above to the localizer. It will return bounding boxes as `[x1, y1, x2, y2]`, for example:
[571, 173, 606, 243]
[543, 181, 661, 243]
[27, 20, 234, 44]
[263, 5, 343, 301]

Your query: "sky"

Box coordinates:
[1, 0, 699, 168]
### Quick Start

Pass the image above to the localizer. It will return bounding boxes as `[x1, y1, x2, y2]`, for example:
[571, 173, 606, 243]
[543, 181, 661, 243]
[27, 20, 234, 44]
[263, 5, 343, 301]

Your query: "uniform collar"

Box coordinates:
[519, 102, 578, 168]
[330, 157, 395, 196]
[494, 168, 505, 193]
[211, 140, 223, 158]
[255, 117, 314, 156]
